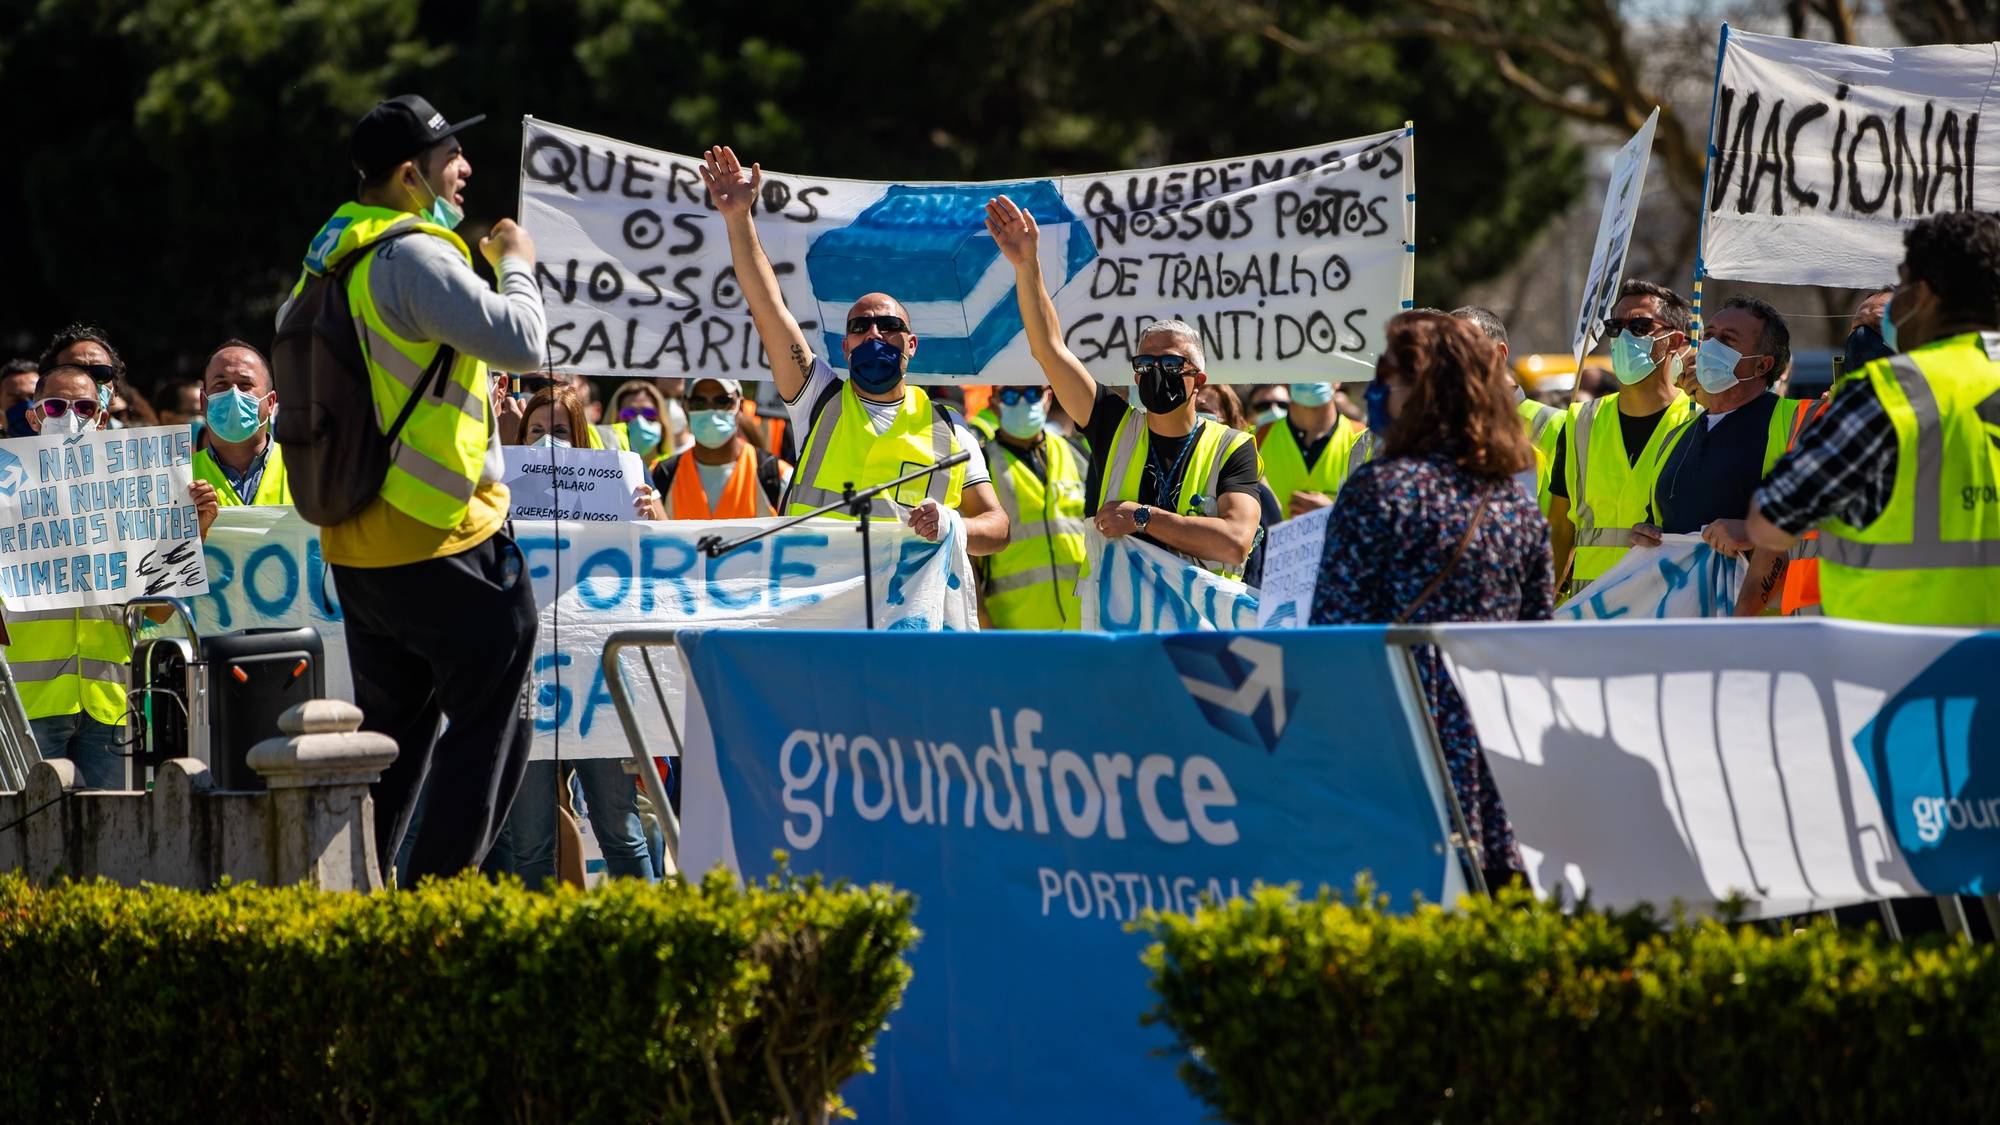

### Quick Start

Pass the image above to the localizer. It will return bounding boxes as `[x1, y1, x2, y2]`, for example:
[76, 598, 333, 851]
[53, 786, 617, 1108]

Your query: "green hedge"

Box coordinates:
[1139, 884, 2000, 1124]
[0, 869, 916, 1123]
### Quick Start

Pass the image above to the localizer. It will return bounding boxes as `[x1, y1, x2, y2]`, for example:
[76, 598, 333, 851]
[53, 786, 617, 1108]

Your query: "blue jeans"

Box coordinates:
[502, 759, 655, 887]
[28, 713, 127, 789]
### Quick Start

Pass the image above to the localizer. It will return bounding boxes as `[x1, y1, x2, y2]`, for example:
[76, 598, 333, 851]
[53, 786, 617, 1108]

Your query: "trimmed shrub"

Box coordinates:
[1139, 883, 2000, 1124]
[0, 869, 915, 1122]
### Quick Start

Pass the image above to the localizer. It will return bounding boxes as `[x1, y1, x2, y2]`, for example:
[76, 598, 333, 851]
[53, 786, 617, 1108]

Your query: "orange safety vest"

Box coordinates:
[1778, 397, 1830, 615]
[663, 445, 777, 520]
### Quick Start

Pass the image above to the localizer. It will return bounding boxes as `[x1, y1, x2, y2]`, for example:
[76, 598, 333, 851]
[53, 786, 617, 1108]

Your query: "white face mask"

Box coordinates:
[530, 433, 572, 449]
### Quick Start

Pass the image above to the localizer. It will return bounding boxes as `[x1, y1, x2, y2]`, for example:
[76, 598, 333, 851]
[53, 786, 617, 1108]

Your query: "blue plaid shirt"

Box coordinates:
[212, 440, 273, 505]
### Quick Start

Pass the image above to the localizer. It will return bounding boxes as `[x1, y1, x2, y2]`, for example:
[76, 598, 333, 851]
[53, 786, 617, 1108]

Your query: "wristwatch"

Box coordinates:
[1132, 505, 1152, 530]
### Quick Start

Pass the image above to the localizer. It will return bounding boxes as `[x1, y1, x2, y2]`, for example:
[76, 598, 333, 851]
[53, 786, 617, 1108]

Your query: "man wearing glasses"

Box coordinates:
[638, 377, 789, 520]
[1547, 279, 1696, 596]
[985, 195, 1261, 579]
[978, 384, 1090, 628]
[700, 146, 1009, 555]
[2, 362, 218, 788]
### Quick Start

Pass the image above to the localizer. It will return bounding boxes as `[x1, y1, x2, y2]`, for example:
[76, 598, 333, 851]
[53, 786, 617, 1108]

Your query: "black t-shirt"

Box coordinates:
[1548, 405, 1668, 501]
[1652, 393, 1781, 533]
[1286, 419, 1339, 469]
[1078, 384, 1261, 516]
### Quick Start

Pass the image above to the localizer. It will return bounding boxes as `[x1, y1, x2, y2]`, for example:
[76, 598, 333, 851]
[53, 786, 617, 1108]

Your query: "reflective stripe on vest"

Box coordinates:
[1346, 429, 1378, 477]
[4, 605, 129, 725]
[1097, 409, 1251, 579]
[1566, 392, 1697, 576]
[1818, 344, 2000, 625]
[985, 436, 1088, 629]
[785, 381, 965, 519]
[193, 444, 293, 506]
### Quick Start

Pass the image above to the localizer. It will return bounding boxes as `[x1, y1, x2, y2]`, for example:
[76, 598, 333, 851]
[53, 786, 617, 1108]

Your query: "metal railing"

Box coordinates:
[600, 629, 687, 865]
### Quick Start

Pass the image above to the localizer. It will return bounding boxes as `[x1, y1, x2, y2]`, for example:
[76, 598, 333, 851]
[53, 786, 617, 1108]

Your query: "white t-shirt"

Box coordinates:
[782, 357, 991, 488]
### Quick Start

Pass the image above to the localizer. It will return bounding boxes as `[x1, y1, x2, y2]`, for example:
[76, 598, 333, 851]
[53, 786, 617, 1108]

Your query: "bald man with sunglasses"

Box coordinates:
[700, 146, 1009, 555]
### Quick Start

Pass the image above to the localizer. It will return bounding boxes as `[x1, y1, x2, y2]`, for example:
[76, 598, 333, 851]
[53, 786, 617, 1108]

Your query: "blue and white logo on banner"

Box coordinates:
[0, 446, 24, 500]
[677, 628, 1459, 1124]
[808, 180, 1096, 375]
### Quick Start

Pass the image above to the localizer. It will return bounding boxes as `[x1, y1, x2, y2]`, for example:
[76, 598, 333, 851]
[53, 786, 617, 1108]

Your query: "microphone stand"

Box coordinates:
[697, 448, 973, 631]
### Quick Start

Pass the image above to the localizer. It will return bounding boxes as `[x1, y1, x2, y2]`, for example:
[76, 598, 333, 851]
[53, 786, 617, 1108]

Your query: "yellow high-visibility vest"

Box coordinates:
[1563, 391, 1697, 585]
[1096, 408, 1254, 580]
[785, 379, 967, 519]
[1260, 415, 1364, 510]
[4, 605, 128, 725]
[1818, 334, 2000, 627]
[1519, 397, 1564, 514]
[289, 203, 492, 530]
[193, 443, 293, 506]
[983, 435, 1088, 629]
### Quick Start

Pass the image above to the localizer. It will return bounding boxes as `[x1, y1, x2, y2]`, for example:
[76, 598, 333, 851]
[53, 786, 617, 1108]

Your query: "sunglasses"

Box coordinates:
[37, 397, 100, 418]
[1249, 399, 1286, 412]
[686, 393, 739, 412]
[846, 314, 910, 336]
[1131, 354, 1195, 376]
[996, 387, 1044, 406]
[619, 406, 659, 422]
[1603, 316, 1671, 338]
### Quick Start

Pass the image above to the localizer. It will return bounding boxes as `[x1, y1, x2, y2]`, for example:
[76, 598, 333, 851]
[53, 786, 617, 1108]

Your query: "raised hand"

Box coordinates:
[984, 195, 1040, 266]
[699, 146, 762, 217]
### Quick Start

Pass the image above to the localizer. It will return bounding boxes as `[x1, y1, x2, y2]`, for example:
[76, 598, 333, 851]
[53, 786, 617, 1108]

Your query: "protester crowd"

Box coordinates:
[4, 93, 1995, 889]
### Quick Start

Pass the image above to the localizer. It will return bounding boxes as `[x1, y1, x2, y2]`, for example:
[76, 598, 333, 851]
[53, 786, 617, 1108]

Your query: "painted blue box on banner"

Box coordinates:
[677, 627, 1460, 1123]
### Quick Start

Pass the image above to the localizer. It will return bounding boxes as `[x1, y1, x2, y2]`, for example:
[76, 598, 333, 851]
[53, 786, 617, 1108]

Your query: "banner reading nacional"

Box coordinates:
[1440, 619, 2000, 917]
[1699, 27, 1999, 288]
[0, 425, 206, 611]
[677, 627, 1461, 1124]
[519, 117, 1416, 384]
[195, 508, 975, 760]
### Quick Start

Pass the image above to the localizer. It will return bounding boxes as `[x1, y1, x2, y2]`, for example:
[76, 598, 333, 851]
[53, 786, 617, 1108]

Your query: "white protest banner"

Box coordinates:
[196, 508, 977, 759]
[1572, 108, 1658, 364]
[0, 425, 207, 612]
[502, 444, 647, 522]
[519, 117, 1415, 385]
[1557, 534, 1745, 620]
[1439, 619, 1994, 917]
[1079, 530, 1259, 632]
[1254, 507, 1331, 627]
[1699, 27, 1998, 288]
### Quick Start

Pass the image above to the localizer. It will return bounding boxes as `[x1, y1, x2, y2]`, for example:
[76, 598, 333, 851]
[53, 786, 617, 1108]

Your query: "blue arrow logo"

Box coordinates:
[1162, 635, 1296, 753]
[807, 180, 1096, 376]
[0, 446, 23, 501]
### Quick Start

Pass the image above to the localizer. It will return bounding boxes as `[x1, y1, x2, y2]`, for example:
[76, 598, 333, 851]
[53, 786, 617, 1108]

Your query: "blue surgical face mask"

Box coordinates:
[204, 387, 267, 444]
[1610, 329, 1660, 385]
[847, 337, 906, 395]
[998, 396, 1047, 440]
[1196, 410, 1222, 426]
[1364, 380, 1393, 434]
[689, 408, 738, 449]
[1880, 292, 1909, 354]
[417, 171, 464, 232]
[1288, 381, 1335, 407]
[1250, 403, 1287, 427]
[626, 415, 663, 453]
[1695, 338, 1762, 395]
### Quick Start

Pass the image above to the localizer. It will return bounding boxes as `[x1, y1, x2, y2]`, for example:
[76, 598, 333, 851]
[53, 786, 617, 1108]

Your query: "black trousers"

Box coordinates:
[333, 532, 538, 886]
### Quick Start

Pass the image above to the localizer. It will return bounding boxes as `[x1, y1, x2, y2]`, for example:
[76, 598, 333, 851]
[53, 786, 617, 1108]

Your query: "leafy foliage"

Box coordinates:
[1139, 881, 2000, 1124]
[0, 0, 1581, 389]
[0, 868, 917, 1122]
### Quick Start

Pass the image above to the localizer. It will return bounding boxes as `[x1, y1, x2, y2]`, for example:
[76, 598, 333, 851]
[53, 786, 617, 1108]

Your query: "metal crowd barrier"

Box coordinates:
[600, 629, 687, 866]
[0, 655, 38, 792]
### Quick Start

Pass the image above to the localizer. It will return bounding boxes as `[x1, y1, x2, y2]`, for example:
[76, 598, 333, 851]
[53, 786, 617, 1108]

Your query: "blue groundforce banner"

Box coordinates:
[678, 628, 1458, 1123]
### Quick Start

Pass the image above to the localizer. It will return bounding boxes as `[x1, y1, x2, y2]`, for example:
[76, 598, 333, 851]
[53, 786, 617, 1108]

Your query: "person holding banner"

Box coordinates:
[1548, 280, 1696, 597]
[1310, 311, 1550, 881]
[638, 378, 788, 520]
[191, 340, 290, 514]
[986, 195, 1261, 578]
[1748, 210, 2000, 628]
[976, 384, 1090, 629]
[697, 146, 1009, 554]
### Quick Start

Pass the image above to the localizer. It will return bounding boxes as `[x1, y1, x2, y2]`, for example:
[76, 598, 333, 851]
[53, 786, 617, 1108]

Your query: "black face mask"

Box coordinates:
[1844, 323, 1893, 369]
[1135, 368, 1190, 414]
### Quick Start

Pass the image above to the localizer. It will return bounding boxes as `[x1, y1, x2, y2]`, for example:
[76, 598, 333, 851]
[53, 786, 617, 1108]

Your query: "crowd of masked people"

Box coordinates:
[5, 95, 1996, 893]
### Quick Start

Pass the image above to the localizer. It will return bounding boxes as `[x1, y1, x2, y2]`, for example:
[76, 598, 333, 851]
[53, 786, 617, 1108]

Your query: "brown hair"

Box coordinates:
[1195, 382, 1246, 428]
[515, 385, 591, 446]
[1376, 311, 1533, 478]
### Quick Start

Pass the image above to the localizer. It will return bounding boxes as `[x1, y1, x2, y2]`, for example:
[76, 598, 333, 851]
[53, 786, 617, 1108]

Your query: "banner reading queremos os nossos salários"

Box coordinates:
[677, 627, 1463, 1124]
[519, 117, 1415, 384]
[193, 507, 975, 760]
[1441, 618, 2000, 917]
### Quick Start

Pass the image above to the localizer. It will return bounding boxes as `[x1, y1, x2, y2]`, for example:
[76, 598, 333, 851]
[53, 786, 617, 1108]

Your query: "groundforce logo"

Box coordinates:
[1911, 795, 2000, 844]
[1163, 635, 1295, 752]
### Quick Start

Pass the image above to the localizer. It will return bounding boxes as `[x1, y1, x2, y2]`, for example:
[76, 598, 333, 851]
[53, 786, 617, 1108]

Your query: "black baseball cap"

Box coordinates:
[350, 95, 485, 179]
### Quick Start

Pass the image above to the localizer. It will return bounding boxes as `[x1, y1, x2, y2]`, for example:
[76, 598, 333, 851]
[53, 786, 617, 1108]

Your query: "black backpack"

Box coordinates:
[271, 229, 455, 526]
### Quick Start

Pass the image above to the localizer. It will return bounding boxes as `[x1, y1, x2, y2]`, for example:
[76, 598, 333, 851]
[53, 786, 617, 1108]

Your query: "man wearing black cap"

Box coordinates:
[280, 95, 547, 885]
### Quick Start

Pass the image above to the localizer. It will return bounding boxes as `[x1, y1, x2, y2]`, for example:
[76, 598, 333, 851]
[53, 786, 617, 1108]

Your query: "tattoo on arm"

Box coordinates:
[790, 343, 812, 378]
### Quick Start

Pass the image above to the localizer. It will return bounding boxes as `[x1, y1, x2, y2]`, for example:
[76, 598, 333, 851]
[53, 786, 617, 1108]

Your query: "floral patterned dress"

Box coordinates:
[1309, 453, 1554, 875]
